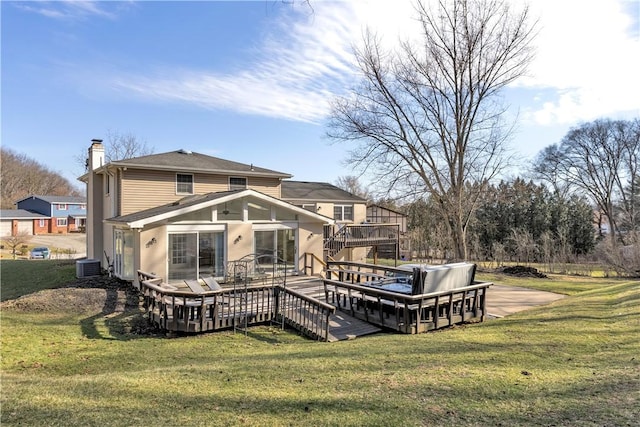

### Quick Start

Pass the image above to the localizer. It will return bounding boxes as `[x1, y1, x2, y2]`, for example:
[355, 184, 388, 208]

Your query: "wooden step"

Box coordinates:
[326, 311, 381, 342]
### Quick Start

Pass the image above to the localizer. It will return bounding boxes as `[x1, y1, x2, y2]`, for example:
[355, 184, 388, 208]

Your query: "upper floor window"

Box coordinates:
[176, 173, 194, 194]
[105, 175, 110, 195]
[302, 204, 316, 212]
[334, 204, 354, 222]
[229, 177, 247, 191]
[57, 203, 67, 210]
[80, 204, 86, 210]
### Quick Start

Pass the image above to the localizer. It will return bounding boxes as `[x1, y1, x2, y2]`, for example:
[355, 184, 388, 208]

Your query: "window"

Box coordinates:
[229, 177, 247, 191]
[105, 175, 110, 195]
[114, 230, 134, 280]
[57, 203, 67, 210]
[302, 204, 316, 212]
[56, 218, 68, 227]
[168, 232, 225, 281]
[333, 205, 354, 221]
[39, 219, 45, 227]
[176, 174, 194, 194]
[80, 204, 86, 210]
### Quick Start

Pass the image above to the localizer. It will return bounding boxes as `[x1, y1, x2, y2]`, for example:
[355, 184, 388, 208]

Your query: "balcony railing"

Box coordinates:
[324, 224, 400, 258]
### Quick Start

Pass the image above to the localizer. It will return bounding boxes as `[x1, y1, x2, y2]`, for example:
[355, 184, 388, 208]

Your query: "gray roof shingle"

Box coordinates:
[281, 181, 366, 203]
[0, 209, 49, 219]
[16, 195, 86, 204]
[107, 190, 241, 224]
[110, 150, 292, 178]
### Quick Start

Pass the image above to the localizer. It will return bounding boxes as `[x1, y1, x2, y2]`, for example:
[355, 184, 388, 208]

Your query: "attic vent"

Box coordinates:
[76, 259, 101, 278]
[178, 149, 192, 154]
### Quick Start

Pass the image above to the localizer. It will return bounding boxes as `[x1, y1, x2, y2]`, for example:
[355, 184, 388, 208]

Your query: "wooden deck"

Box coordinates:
[321, 262, 492, 334]
[137, 266, 490, 341]
[284, 277, 381, 341]
[138, 272, 379, 342]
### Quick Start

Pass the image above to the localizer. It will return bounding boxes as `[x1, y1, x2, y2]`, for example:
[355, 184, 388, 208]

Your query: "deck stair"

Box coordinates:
[324, 224, 400, 258]
[326, 311, 381, 342]
[285, 276, 381, 341]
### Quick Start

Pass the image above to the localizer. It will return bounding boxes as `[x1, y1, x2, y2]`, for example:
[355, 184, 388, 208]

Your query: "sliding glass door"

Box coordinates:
[253, 228, 296, 271]
[168, 231, 225, 282]
[198, 232, 225, 278]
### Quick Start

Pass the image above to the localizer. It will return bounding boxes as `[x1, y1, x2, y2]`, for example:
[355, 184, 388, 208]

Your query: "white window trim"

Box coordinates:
[229, 176, 247, 191]
[176, 173, 194, 195]
[252, 222, 297, 231]
[57, 203, 67, 210]
[167, 224, 226, 232]
[334, 204, 354, 222]
[56, 218, 68, 226]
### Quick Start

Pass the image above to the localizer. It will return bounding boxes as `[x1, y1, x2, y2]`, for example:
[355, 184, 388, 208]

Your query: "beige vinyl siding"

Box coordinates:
[246, 176, 281, 198]
[119, 169, 282, 215]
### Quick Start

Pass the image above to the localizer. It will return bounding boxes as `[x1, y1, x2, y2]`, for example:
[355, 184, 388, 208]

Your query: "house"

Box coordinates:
[81, 140, 393, 286]
[366, 204, 407, 232]
[366, 204, 411, 260]
[280, 181, 371, 261]
[0, 209, 49, 237]
[16, 195, 87, 233]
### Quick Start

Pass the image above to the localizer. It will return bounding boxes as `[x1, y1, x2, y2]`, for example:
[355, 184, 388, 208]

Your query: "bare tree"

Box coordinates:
[103, 130, 154, 163]
[533, 118, 639, 244]
[334, 175, 371, 200]
[531, 145, 572, 197]
[2, 232, 31, 260]
[76, 130, 154, 172]
[1, 148, 81, 208]
[328, 0, 537, 260]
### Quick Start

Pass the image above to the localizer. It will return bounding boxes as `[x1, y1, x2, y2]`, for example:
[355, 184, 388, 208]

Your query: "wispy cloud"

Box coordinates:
[111, 2, 367, 123]
[92, 0, 640, 125]
[15, 0, 121, 21]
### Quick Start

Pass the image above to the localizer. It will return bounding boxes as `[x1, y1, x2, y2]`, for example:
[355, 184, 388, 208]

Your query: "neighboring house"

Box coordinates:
[366, 204, 407, 233]
[0, 209, 49, 237]
[281, 181, 370, 261]
[81, 141, 402, 285]
[16, 195, 87, 233]
[366, 204, 411, 260]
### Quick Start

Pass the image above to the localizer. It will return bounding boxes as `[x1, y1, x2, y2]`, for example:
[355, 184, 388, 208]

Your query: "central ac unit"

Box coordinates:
[76, 259, 101, 278]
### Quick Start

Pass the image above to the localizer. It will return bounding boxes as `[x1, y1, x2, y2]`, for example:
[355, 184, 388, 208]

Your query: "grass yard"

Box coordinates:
[1, 260, 639, 426]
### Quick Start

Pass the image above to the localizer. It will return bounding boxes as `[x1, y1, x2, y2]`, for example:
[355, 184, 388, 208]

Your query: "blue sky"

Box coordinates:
[2, 0, 639, 192]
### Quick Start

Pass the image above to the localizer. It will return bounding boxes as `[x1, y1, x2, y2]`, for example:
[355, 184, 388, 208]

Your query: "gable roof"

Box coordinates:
[105, 189, 334, 229]
[16, 195, 86, 205]
[0, 209, 49, 219]
[106, 150, 292, 179]
[367, 203, 407, 217]
[281, 181, 367, 203]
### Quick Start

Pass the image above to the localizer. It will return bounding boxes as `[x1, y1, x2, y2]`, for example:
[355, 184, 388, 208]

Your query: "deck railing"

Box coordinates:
[275, 286, 335, 341]
[323, 278, 491, 334]
[325, 260, 409, 282]
[324, 224, 400, 258]
[138, 271, 335, 341]
[303, 252, 327, 276]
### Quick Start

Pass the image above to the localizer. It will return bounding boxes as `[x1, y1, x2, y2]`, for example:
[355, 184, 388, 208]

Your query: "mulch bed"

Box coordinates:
[498, 265, 548, 278]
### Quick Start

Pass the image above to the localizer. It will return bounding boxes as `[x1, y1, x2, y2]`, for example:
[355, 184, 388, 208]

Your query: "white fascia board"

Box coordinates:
[248, 191, 335, 223]
[125, 191, 251, 229]
[119, 189, 333, 229]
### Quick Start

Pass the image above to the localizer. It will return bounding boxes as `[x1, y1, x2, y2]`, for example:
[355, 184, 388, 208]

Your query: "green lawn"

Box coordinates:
[1, 260, 639, 426]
